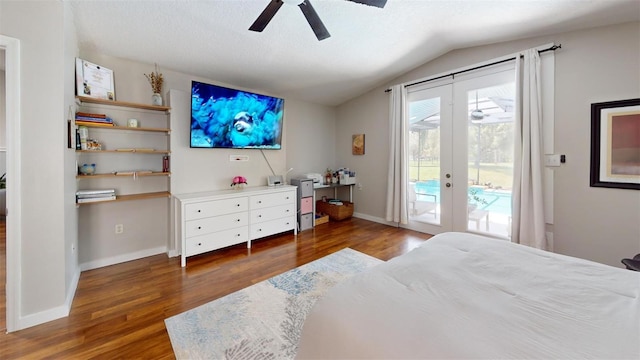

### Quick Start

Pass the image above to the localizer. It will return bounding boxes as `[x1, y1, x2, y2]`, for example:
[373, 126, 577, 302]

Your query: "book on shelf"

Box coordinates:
[75, 116, 113, 122]
[76, 189, 116, 196]
[76, 195, 116, 203]
[76, 111, 107, 118]
[75, 121, 115, 127]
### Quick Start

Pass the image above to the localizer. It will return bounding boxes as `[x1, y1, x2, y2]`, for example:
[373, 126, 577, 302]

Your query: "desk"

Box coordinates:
[313, 183, 354, 202]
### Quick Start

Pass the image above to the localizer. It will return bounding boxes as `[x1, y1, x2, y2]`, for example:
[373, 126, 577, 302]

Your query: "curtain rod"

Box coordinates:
[384, 44, 561, 92]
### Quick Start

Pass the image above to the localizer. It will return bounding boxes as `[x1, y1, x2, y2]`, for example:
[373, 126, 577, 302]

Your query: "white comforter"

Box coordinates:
[296, 232, 640, 359]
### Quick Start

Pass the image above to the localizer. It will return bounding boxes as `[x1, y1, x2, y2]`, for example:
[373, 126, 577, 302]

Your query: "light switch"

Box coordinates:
[545, 154, 561, 167]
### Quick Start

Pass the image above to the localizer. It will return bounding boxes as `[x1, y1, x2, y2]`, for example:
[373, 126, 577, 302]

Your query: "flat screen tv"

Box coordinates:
[190, 81, 285, 149]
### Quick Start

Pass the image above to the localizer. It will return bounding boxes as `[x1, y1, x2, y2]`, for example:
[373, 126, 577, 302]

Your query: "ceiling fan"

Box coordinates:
[249, 0, 387, 41]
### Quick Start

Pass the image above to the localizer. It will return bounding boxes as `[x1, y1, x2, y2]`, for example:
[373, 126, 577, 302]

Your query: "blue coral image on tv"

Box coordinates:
[190, 81, 284, 149]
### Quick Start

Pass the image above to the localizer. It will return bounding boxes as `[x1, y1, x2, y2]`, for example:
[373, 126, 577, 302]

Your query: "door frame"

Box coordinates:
[1, 34, 23, 333]
[402, 62, 516, 236]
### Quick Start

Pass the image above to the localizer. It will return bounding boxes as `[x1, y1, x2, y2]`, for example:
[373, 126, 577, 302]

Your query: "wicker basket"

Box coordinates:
[316, 200, 354, 221]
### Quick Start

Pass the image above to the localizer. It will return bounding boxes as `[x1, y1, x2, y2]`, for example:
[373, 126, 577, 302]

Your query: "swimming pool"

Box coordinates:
[414, 180, 512, 215]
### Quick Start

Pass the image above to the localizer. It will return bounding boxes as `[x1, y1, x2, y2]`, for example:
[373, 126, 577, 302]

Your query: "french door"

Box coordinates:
[404, 65, 516, 238]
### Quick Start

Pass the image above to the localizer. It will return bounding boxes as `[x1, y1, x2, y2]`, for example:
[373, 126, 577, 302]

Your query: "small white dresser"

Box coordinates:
[174, 185, 297, 267]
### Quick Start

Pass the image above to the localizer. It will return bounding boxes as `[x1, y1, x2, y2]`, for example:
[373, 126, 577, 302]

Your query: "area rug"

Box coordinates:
[164, 248, 383, 360]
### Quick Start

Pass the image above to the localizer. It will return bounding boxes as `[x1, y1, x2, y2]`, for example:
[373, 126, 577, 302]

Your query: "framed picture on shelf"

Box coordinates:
[590, 98, 640, 190]
[75, 58, 115, 100]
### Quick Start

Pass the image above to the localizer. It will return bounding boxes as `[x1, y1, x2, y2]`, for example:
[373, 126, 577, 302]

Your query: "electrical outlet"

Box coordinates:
[115, 224, 124, 234]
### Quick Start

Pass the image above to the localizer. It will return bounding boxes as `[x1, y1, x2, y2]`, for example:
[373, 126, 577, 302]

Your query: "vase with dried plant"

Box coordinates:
[144, 63, 164, 106]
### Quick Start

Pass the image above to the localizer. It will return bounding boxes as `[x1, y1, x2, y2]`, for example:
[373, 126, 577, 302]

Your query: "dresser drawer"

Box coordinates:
[185, 212, 248, 238]
[185, 227, 249, 257]
[185, 197, 248, 220]
[250, 203, 295, 224]
[250, 191, 295, 210]
[250, 216, 296, 240]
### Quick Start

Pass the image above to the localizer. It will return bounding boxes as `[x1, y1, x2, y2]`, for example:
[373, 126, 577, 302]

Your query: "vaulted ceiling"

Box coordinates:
[67, 0, 639, 106]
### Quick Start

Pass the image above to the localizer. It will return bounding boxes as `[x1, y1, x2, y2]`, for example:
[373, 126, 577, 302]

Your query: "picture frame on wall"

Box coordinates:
[590, 98, 640, 190]
[75, 58, 115, 100]
[352, 134, 365, 155]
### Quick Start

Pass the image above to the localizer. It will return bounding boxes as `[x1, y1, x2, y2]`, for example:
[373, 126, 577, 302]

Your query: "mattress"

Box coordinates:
[296, 232, 640, 359]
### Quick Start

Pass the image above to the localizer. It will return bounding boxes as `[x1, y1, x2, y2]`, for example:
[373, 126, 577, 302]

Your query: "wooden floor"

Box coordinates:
[0, 218, 430, 359]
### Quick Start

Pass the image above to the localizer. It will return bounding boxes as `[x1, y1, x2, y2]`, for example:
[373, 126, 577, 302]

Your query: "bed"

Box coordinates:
[296, 232, 640, 359]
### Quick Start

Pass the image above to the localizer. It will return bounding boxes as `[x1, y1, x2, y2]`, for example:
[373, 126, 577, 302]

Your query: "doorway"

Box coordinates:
[404, 65, 516, 238]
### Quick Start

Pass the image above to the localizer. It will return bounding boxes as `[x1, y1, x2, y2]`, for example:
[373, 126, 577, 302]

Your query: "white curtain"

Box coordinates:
[512, 49, 547, 249]
[385, 85, 409, 224]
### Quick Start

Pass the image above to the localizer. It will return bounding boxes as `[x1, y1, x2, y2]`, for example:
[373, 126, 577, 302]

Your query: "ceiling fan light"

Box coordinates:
[282, 0, 305, 5]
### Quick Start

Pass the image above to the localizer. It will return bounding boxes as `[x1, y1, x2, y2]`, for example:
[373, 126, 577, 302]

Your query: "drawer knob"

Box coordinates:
[197, 226, 202, 229]
[197, 209, 201, 213]
[237, 233, 241, 237]
[258, 200, 262, 204]
[197, 242, 202, 246]
[236, 219, 241, 222]
[258, 214, 262, 218]
[236, 203, 240, 207]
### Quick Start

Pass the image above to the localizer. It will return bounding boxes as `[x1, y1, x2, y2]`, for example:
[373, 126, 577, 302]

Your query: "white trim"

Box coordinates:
[79, 246, 167, 272]
[352, 212, 397, 227]
[1, 35, 22, 333]
[16, 304, 69, 331]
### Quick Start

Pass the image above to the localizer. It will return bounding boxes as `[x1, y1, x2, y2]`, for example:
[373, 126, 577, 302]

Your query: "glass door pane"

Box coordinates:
[464, 83, 515, 237]
[405, 83, 453, 235]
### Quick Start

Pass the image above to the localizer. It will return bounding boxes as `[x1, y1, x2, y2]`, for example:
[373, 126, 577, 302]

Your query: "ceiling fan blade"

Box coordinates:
[345, 0, 387, 8]
[299, 0, 330, 41]
[249, 0, 284, 32]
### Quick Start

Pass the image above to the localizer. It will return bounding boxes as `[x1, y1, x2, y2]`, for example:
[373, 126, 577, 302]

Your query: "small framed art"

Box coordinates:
[590, 98, 640, 190]
[75, 58, 115, 100]
[352, 134, 365, 155]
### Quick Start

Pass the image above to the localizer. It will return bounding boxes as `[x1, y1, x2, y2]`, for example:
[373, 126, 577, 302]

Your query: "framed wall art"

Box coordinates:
[352, 134, 365, 155]
[75, 58, 115, 100]
[590, 98, 640, 190]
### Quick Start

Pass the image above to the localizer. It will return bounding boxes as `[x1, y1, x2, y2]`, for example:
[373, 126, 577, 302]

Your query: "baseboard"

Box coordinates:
[167, 249, 180, 258]
[16, 302, 70, 331]
[352, 212, 399, 227]
[79, 246, 167, 271]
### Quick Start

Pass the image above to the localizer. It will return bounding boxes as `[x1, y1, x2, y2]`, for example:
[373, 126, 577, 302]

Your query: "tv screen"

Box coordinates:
[190, 81, 285, 149]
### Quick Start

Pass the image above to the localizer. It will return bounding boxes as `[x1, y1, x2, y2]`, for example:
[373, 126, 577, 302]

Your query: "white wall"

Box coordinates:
[74, 50, 338, 260]
[0, 1, 69, 324]
[337, 21, 640, 267]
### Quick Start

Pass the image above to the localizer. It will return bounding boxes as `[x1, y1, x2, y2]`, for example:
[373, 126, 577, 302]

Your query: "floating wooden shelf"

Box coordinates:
[76, 191, 171, 205]
[76, 149, 170, 154]
[76, 172, 171, 179]
[76, 95, 171, 112]
[75, 122, 170, 133]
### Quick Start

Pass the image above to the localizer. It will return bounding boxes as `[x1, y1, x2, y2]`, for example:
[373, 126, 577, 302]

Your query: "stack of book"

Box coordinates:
[76, 189, 116, 203]
[75, 112, 114, 127]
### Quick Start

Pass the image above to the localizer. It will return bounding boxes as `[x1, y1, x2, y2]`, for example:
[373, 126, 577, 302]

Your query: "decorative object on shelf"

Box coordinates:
[231, 176, 248, 189]
[86, 139, 102, 151]
[79, 163, 96, 175]
[144, 63, 164, 106]
[75, 58, 115, 100]
[352, 134, 365, 155]
[127, 118, 139, 128]
[590, 98, 640, 190]
[324, 168, 332, 185]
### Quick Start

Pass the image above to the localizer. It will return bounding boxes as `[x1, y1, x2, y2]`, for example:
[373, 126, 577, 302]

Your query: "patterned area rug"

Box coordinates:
[164, 248, 383, 360]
